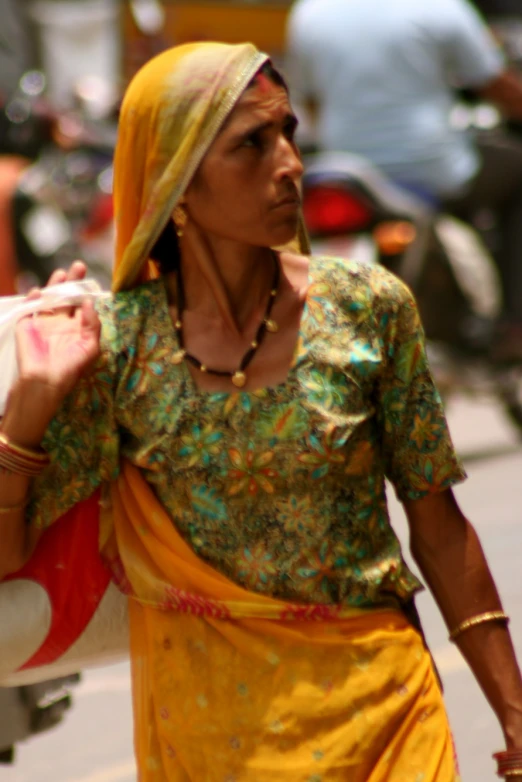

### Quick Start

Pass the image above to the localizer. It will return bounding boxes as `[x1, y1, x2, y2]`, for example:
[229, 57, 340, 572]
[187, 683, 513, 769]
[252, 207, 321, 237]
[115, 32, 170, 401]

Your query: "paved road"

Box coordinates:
[2, 396, 521, 782]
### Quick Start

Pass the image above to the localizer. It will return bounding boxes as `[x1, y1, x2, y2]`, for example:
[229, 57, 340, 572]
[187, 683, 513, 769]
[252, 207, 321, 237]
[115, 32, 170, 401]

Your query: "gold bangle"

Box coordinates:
[0, 432, 49, 462]
[504, 772, 522, 778]
[449, 611, 510, 642]
[0, 458, 46, 477]
[0, 498, 28, 515]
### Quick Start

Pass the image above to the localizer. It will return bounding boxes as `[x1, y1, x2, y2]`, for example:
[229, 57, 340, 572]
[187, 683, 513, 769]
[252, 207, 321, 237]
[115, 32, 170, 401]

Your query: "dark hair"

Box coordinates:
[150, 60, 287, 275]
[150, 218, 181, 276]
[249, 60, 288, 92]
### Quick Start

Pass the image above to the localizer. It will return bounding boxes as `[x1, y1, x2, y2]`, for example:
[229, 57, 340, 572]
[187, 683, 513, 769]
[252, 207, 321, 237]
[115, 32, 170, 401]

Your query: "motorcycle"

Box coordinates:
[301, 151, 522, 434]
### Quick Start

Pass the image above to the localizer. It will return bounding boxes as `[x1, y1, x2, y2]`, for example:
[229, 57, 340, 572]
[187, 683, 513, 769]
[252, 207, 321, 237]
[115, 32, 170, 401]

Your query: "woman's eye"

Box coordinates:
[284, 122, 297, 142]
[242, 132, 263, 149]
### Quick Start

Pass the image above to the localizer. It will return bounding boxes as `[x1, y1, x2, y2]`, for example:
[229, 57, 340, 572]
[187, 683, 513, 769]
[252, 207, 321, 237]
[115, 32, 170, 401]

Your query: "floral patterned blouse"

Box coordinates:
[29, 256, 466, 608]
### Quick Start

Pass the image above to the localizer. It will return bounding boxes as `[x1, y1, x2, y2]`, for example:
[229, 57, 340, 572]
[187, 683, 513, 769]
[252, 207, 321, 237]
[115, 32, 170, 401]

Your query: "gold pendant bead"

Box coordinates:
[173, 250, 280, 386]
[265, 319, 279, 334]
[232, 371, 247, 388]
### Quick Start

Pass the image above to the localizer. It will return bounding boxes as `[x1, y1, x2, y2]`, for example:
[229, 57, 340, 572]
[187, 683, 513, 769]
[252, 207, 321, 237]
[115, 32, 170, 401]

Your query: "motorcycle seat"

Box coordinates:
[303, 152, 434, 222]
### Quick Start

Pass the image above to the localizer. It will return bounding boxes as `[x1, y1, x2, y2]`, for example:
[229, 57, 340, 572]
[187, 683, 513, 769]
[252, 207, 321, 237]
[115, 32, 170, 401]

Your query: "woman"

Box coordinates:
[1, 42, 521, 781]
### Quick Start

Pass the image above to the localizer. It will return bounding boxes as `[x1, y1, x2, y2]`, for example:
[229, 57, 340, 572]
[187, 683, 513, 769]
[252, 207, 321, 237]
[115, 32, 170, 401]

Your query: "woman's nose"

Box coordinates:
[277, 137, 304, 181]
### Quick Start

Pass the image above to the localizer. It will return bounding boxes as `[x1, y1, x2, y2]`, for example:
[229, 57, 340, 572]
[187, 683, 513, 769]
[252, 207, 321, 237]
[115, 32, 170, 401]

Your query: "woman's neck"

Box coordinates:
[176, 230, 276, 337]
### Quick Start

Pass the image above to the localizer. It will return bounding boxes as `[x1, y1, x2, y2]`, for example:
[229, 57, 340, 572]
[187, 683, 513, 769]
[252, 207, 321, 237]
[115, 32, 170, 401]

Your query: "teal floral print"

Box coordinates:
[298, 427, 346, 479]
[29, 257, 466, 608]
[237, 543, 278, 591]
[189, 486, 227, 522]
[179, 424, 222, 466]
[125, 333, 172, 393]
[226, 446, 278, 496]
[304, 367, 350, 408]
[276, 495, 318, 534]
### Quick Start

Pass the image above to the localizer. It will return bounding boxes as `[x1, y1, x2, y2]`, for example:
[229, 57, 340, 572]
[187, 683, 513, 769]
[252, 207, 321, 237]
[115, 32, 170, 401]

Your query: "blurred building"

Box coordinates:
[0, 0, 34, 101]
[27, 0, 121, 111]
[122, 0, 294, 79]
[0, 1, 297, 111]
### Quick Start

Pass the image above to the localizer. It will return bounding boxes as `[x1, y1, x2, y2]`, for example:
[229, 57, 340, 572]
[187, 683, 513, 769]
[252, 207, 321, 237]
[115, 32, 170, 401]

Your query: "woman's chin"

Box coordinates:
[269, 221, 300, 249]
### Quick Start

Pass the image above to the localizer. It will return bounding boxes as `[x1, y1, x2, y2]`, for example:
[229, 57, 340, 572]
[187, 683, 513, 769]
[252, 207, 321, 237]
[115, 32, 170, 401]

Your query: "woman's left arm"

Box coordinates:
[404, 487, 522, 749]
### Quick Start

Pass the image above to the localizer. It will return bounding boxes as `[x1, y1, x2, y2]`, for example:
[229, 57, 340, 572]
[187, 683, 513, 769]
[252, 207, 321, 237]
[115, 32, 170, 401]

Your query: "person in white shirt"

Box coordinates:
[286, 0, 522, 360]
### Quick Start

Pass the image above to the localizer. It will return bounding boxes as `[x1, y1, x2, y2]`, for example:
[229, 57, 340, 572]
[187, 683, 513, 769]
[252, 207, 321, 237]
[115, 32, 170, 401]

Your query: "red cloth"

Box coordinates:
[3, 491, 110, 669]
[0, 156, 28, 296]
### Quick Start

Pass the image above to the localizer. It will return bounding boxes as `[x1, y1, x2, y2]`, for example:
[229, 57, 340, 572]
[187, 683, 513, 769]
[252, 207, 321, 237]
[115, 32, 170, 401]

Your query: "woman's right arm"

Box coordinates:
[0, 379, 62, 575]
[0, 291, 102, 578]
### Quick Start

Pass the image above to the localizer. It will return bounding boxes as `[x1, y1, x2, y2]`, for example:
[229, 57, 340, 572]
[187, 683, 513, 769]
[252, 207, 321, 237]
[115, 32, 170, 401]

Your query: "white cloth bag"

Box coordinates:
[0, 279, 108, 415]
[0, 281, 129, 686]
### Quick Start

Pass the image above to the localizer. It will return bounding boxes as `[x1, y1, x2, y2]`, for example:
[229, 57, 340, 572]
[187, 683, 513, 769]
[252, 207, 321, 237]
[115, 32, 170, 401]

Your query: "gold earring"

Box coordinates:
[173, 204, 187, 238]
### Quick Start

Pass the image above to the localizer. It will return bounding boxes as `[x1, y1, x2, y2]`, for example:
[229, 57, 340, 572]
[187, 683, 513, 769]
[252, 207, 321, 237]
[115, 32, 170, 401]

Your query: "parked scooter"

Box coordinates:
[302, 152, 522, 434]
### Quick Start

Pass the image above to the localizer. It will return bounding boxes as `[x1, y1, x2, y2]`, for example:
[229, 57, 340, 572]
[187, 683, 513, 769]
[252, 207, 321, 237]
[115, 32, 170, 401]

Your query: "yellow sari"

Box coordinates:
[105, 43, 459, 781]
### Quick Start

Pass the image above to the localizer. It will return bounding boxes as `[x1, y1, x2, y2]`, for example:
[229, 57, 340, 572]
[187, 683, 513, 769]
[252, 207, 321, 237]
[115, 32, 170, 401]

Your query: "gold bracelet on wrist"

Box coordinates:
[0, 432, 49, 461]
[0, 498, 29, 515]
[449, 611, 510, 642]
[493, 750, 522, 777]
[0, 431, 50, 477]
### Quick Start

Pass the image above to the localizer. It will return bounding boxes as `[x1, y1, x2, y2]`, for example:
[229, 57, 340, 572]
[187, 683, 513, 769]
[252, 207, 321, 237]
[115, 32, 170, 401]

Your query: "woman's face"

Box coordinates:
[184, 75, 304, 248]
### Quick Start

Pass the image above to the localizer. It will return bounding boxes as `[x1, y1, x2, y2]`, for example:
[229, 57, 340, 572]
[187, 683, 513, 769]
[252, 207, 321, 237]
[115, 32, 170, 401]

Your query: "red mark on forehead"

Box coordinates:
[255, 73, 272, 94]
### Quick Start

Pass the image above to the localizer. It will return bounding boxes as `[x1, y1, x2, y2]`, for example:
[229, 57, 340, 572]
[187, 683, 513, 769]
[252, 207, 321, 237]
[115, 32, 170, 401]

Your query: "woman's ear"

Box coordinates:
[173, 204, 188, 238]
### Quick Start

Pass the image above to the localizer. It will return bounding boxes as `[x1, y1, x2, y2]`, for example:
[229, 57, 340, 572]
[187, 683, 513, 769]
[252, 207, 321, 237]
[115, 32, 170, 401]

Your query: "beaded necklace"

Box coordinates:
[172, 252, 280, 388]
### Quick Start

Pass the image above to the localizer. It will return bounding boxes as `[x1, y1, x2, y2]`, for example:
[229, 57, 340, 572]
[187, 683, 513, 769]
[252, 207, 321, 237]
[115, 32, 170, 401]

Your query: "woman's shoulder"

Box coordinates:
[309, 255, 415, 310]
[94, 278, 167, 354]
[96, 277, 166, 320]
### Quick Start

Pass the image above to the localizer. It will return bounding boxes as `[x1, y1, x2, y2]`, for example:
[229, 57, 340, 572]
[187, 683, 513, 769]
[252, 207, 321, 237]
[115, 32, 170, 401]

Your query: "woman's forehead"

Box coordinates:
[224, 82, 292, 130]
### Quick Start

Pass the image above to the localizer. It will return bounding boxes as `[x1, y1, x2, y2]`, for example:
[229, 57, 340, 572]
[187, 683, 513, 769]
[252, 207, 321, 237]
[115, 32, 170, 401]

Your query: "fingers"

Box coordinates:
[46, 260, 87, 288]
[63, 262, 88, 316]
[25, 288, 43, 302]
[80, 298, 101, 335]
[66, 260, 87, 282]
[79, 299, 102, 371]
[26, 261, 89, 317]
[46, 268, 68, 287]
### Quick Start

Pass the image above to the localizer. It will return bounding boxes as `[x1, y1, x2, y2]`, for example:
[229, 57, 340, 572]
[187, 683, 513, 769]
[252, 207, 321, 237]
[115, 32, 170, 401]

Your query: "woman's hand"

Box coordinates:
[15, 260, 101, 404]
[16, 299, 101, 400]
[26, 259, 88, 304]
[0, 261, 97, 575]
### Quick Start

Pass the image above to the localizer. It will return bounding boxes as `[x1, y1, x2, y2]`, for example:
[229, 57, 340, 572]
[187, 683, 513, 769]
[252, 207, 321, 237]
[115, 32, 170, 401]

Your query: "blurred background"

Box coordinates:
[1, 2, 522, 781]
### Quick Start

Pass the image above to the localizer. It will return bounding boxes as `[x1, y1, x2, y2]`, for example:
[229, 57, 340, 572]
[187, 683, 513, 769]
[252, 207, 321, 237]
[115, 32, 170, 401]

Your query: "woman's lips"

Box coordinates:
[273, 195, 301, 210]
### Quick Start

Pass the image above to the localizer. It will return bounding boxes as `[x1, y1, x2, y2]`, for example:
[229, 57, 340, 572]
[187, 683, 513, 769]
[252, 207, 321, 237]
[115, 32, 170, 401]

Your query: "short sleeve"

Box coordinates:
[375, 276, 467, 502]
[27, 296, 121, 529]
[437, 0, 504, 86]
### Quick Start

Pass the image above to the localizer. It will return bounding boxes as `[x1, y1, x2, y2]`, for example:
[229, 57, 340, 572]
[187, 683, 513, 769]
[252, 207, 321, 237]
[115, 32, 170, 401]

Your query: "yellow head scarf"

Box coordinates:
[112, 42, 271, 292]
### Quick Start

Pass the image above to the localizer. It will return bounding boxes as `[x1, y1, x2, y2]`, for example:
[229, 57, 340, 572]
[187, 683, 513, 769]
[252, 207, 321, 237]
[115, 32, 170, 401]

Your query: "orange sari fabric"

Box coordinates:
[104, 463, 460, 781]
